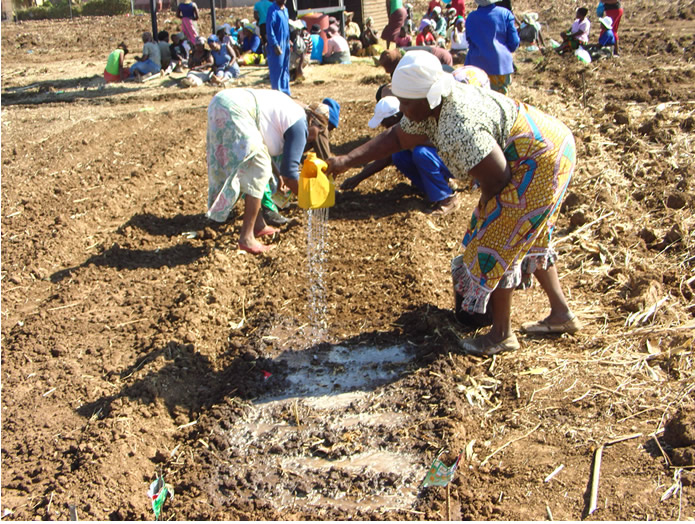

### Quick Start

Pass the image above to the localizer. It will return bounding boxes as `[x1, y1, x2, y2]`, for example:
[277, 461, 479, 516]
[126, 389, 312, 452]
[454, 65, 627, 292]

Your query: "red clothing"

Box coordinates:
[449, 0, 465, 17]
[603, 6, 623, 42]
[416, 31, 436, 45]
[395, 34, 412, 47]
[427, 0, 441, 14]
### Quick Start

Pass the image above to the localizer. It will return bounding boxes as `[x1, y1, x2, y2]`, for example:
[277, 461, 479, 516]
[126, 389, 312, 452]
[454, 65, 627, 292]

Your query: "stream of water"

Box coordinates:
[306, 207, 330, 344]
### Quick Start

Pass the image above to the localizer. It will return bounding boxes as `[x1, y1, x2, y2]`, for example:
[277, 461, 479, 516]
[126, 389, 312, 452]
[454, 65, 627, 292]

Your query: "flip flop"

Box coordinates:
[520, 314, 582, 335]
[238, 242, 275, 255]
[254, 226, 280, 238]
[458, 333, 520, 356]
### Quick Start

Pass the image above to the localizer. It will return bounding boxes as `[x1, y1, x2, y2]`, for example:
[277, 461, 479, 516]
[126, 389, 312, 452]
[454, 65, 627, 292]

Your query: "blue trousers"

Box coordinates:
[267, 44, 291, 95]
[129, 59, 161, 77]
[392, 146, 453, 202]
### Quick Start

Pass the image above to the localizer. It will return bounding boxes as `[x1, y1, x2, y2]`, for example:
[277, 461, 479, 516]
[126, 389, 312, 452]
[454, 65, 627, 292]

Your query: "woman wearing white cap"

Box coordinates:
[341, 96, 458, 214]
[327, 51, 581, 355]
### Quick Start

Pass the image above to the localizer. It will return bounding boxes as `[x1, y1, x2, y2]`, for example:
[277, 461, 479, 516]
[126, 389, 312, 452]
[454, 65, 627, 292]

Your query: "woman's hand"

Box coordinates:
[274, 45, 283, 56]
[326, 155, 351, 176]
[278, 176, 291, 194]
[340, 173, 365, 190]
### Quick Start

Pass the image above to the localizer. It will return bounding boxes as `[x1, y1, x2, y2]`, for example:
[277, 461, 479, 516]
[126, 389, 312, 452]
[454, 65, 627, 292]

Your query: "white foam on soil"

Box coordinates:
[224, 344, 423, 514]
[258, 344, 412, 407]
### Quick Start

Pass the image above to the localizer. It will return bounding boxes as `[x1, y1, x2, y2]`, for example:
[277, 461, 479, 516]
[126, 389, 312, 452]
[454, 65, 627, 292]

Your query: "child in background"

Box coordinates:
[405, 3, 414, 34]
[157, 30, 172, 72]
[586, 15, 616, 60]
[597, 15, 615, 48]
[449, 16, 467, 62]
[104, 42, 130, 82]
[518, 12, 545, 49]
[166, 32, 188, 73]
[394, 26, 412, 47]
[416, 19, 437, 46]
[557, 7, 590, 54]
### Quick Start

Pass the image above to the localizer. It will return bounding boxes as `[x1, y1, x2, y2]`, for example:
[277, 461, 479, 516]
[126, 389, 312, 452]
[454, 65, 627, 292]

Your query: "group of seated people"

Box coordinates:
[557, 6, 618, 60]
[104, 26, 242, 86]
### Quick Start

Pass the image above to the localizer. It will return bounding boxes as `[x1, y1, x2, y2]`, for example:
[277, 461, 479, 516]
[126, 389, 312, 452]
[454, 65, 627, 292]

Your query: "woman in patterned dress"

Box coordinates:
[206, 89, 330, 254]
[327, 51, 581, 355]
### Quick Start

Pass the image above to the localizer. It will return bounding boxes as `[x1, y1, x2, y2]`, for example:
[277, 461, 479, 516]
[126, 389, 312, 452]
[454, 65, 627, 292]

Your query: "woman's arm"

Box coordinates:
[192, 3, 199, 19]
[279, 118, 308, 194]
[326, 124, 428, 175]
[340, 156, 393, 190]
[468, 143, 512, 206]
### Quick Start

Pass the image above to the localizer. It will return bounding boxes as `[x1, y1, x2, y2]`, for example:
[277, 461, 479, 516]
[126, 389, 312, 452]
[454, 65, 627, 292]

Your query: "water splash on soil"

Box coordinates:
[223, 343, 422, 514]
[306, 207, 329, 344]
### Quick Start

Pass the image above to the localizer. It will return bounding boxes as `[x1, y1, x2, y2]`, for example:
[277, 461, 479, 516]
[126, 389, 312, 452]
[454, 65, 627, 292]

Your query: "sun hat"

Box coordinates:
[432, 5, 442, 13]
[392, 50, 455, 108]
[325, 24, 339, 34]
[207, 34, 220, 44]
[368, 96, 401, 128]
[289, 19, 304, 31]
[599, 15, 613, 29]
[195, 36, 206, 45]
[521, 12, 538, 24]
[240, 18, 249, 24]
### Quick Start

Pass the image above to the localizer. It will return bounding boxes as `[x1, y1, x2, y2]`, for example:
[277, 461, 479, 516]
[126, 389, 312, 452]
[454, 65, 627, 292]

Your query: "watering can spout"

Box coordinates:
[298, 152, 335, 210]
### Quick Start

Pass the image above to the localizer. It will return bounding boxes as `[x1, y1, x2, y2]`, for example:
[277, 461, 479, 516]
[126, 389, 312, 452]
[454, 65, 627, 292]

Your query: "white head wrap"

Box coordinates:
[391, 50, 455, 109]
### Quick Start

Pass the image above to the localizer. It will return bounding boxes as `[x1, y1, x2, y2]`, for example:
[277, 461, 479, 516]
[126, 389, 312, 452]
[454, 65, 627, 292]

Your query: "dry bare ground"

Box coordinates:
[1, 0, 694, 520]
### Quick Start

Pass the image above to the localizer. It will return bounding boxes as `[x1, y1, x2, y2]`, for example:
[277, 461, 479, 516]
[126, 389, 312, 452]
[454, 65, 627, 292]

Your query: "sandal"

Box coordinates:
[238, 242, 275, 255]
[254, 225, 280, 238]
[458, 333, 520, 356]
[521, 314, 582, 335]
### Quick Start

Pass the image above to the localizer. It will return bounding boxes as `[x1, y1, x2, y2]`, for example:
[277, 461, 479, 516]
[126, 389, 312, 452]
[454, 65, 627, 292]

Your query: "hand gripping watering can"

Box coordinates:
[298, 152, 335, 210]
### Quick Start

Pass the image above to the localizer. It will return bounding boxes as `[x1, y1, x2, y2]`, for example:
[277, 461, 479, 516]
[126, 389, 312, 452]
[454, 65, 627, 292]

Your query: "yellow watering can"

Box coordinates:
[298, 152, 335, 210]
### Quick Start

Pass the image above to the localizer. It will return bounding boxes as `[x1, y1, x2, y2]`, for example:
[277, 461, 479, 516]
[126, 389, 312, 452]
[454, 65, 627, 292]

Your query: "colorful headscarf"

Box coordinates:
[322, 98, 341, 129]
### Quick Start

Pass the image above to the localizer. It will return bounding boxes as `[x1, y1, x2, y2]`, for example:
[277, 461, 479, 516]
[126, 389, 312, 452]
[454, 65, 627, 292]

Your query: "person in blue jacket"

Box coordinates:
[464, 0, 519, 94]
[266, 0, 291, 95]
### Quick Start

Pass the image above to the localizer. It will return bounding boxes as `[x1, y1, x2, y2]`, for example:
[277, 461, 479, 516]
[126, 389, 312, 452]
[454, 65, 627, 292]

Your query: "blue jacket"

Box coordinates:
[242, 33, 262, 53]
[598, 28, 615, 47]
[465, 4, 519, 76]
[266, 2, 290, 52]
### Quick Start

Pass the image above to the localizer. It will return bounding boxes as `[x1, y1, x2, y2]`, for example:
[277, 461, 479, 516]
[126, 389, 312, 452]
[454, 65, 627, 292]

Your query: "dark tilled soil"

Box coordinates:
[1, 0, 693, 520]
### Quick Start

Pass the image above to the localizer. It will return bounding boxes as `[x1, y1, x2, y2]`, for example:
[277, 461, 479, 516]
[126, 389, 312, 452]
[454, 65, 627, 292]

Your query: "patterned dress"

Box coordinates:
[400, 82, 575, 314]
[206, 89, 273, 222]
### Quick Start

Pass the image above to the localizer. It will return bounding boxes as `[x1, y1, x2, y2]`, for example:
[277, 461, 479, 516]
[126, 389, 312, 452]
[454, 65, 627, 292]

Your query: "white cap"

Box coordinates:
[599, 15, 613, 29]
[368, 96, 400, 128]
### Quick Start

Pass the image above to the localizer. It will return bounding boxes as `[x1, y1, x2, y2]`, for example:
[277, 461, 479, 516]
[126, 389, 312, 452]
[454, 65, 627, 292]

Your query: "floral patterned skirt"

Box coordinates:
[452, 102, 576, 314]
[206, 89, 273, 222]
